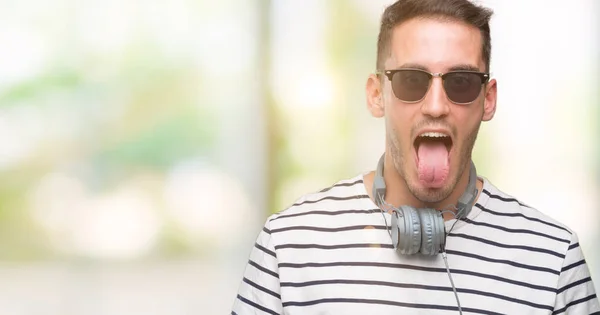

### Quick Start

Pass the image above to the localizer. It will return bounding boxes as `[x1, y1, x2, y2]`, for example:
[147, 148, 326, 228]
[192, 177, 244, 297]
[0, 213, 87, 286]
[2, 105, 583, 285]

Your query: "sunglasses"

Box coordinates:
[379, 69, 490, 104]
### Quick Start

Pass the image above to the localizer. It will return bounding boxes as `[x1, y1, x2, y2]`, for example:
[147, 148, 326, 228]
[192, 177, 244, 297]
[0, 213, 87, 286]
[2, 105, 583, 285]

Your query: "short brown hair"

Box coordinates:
[376, 0, 493, 72]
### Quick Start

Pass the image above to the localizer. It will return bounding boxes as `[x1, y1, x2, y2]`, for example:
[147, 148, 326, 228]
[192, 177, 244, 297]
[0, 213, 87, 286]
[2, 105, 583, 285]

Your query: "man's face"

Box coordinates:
[373, 18, 496, 204]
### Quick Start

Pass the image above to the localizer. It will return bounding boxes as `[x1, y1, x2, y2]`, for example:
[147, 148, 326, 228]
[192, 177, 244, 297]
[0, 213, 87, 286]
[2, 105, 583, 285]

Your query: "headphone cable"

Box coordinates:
[442, 212, 466, 315]
[441, 250, 463, 315]
[377, 194, 395, 239]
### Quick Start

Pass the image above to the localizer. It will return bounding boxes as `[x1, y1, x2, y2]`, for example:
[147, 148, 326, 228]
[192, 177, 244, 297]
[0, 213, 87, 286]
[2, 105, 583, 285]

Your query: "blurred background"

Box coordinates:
[0, 0, 597, 314]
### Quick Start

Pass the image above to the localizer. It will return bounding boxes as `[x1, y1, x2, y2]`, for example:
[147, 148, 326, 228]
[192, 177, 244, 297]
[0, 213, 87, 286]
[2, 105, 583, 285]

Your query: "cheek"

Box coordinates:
[454, 107, 483, 142]
[386, 104, 415, 151]
[386, 101, 408, 126]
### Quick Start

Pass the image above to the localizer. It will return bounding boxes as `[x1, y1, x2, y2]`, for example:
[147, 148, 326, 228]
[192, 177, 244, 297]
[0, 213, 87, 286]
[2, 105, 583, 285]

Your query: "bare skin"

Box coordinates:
[364, 18, 497, 220]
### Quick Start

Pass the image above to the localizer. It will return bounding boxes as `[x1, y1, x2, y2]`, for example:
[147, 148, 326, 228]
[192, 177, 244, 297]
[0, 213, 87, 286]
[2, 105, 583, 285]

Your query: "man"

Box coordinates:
[232, 0, 599, 314]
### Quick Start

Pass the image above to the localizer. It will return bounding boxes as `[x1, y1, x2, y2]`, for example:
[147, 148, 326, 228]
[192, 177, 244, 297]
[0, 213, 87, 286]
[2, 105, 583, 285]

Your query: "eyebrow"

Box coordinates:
[398, 63, 428, 71]
[448, 64, 481, 72]
[397, 63, 482, 72]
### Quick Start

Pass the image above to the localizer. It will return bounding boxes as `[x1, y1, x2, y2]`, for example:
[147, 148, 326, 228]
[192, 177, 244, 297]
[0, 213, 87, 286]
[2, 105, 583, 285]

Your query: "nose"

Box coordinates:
[420, 75, 450, 118]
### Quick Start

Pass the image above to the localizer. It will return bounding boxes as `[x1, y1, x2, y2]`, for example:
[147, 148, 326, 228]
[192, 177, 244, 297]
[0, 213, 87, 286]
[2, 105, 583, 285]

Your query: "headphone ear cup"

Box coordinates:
[391, 211, 399, 249]
[434, 211, 446, 253]
[397, 206, 421, 255]
[418, 209, 445, 256]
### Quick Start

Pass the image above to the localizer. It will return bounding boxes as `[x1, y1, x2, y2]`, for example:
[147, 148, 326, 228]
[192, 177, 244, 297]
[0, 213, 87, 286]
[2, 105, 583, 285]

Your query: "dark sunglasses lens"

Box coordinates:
[391, 70, 431, 102]
[443, 72, 483, 103]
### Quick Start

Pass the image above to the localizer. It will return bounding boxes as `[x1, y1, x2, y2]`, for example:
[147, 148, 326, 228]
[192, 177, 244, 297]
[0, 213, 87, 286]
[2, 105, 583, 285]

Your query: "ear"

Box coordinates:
[482, 78, 497, 121]
[366, 73, 384, 118]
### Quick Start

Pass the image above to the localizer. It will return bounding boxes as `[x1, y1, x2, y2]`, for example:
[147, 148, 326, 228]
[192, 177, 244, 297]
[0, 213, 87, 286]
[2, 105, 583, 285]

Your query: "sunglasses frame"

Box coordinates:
[379, 68, 490, 105]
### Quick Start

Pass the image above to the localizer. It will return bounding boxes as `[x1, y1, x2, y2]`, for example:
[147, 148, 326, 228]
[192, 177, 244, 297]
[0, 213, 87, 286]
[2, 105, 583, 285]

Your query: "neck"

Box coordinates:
[366, 152, 482, 221]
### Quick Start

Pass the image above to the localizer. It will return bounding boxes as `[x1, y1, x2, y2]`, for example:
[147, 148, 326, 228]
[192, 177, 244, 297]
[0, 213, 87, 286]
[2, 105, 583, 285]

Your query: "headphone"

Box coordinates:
[372, 154, 478, 256]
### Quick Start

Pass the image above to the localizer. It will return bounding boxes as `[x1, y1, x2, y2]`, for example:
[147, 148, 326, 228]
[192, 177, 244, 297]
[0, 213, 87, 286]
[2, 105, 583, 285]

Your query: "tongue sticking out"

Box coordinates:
[417, 140, 449, 188]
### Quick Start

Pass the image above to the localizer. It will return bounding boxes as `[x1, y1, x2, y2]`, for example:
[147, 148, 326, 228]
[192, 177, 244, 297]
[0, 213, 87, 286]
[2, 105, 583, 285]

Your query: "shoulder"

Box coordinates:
[474, 178, 574, 244]
[266, 174, 373, 229]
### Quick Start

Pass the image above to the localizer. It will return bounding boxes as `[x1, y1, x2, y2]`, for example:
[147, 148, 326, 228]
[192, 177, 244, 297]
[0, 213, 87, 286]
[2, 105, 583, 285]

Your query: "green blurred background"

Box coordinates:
[0, 0, 597, 314]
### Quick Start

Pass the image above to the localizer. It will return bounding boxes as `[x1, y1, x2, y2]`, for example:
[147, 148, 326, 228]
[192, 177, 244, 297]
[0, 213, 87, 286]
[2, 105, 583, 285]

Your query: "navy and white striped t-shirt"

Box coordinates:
[232, 174, 599, 314]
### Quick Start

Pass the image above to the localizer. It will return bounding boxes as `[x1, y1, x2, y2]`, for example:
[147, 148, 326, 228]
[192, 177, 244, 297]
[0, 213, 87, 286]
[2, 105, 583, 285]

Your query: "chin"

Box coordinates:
[409, 176, 455, 205]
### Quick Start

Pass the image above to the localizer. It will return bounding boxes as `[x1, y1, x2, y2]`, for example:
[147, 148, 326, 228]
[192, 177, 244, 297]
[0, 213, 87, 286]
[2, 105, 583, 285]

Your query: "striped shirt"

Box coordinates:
[232, 174, 600, 314]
